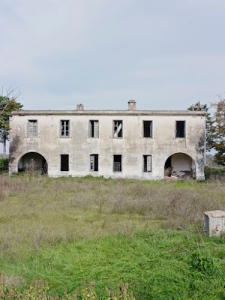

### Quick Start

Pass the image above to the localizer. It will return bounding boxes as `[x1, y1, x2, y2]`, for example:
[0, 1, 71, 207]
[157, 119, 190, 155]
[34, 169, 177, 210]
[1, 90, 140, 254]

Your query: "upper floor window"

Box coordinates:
[28, 120, 38, 137]
[61, 120, 70, 137]
[176, 121, 185, 138]
[143, 121, 153, 138]
[89, 120, 99, 138]
[113, 120, 123, 138]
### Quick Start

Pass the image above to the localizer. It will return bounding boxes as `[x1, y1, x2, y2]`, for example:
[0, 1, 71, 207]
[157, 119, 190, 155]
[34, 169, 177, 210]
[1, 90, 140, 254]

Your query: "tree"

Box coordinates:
[188, 102, 214, 152]
[211, 98, 225, 166]
[0, 91, 23, 157]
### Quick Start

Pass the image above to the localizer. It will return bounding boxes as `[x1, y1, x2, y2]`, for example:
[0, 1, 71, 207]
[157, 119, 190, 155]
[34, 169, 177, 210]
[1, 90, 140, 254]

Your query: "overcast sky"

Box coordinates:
[1, 0, 225, 113]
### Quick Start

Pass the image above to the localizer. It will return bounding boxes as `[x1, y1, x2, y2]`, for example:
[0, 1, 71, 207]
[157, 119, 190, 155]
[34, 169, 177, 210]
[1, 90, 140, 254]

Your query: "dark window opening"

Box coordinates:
[113, 120, 123, 138]
[90, 154, 99, 171]
[89, 120, 99, 138]
[61, 120, 70, 137]
[143, 121, 152, 138]
[28, 120, 38, 137]
[143, 155, 152, 172]
[176, 121, 185, 138]
[113, 155, 122, 172]
[61, 154, 69, 171]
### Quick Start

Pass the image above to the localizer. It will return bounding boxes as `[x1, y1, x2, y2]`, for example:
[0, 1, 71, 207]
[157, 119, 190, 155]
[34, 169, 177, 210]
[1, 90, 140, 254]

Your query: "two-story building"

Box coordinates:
[9, 100, 206, 180]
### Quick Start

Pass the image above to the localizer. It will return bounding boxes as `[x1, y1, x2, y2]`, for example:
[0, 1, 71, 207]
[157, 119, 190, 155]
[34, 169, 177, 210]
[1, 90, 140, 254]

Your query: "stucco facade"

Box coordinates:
[9, 101, 206, 180]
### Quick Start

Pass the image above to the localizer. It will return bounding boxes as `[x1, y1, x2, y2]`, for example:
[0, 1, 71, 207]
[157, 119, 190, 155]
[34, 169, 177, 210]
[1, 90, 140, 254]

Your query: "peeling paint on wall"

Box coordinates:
[9, 106, 206, 180]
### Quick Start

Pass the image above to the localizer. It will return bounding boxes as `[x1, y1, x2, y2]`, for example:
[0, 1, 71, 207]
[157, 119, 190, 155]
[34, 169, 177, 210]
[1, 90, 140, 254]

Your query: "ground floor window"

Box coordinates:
[143, 155, 152, 172]
[90, 154, 99, 171]
[113, 155, 122, 172]
[61, 154, 69, 171]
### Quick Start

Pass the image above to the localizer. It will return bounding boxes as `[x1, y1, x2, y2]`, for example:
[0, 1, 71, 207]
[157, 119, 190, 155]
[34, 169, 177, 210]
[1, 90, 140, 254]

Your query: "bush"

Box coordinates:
[0, 158, 8, 172]
[204, 166, 225, 180]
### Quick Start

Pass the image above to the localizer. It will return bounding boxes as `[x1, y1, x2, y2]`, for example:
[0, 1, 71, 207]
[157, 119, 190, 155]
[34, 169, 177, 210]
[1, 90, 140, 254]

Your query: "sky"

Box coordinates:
[1, 0, 225, 112]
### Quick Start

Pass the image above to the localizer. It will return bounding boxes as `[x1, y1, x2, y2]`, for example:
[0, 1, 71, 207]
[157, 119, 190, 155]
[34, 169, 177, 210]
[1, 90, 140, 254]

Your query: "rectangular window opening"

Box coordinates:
[143, 121, 153, 138]
[113, 120, 123, 138]
[90, 154, 99, 171]
[28, 120, 38, 137]
[113, 155, 122, 172]
[61, 120, 70, 137]
[176, 121, 185, 138]
[143, 155, 152, 172]
[89, 120, 99, 138]
[61, 154, 69, 171]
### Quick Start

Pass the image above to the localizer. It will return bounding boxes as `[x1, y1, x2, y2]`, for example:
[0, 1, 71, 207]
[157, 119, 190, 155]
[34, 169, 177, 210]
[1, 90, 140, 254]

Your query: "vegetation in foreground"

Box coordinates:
[1, 174, 225, 299]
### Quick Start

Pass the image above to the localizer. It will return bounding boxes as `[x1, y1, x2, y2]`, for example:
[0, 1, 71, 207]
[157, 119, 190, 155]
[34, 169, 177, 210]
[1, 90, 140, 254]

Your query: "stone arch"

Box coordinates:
[164, 152, 195, 179]
[18, 152, 48, 174]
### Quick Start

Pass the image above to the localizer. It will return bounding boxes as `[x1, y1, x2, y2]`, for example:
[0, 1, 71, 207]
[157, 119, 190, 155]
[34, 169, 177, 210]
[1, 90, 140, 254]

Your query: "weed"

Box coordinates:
[0, 274, 135, 300]
[190, 251, 218, 275]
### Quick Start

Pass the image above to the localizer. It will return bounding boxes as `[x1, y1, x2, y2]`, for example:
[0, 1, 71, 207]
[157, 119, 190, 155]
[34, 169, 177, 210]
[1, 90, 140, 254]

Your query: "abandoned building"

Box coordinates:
[9, 100, 206, 180]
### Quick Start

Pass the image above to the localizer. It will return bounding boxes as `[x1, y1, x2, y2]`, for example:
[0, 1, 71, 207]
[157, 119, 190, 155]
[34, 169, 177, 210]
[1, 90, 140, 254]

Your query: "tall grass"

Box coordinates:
[0, 174, 225, 259]
[1, 174, 225, 299]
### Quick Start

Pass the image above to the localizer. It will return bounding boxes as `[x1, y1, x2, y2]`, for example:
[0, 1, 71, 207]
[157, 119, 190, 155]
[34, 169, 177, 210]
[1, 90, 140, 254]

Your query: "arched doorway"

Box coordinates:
[18, 152, 48, 174]
[164, 153, 195, 179]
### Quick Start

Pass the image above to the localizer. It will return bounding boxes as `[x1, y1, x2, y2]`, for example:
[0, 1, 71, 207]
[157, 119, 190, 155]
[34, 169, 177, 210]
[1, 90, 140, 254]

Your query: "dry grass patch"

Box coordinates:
[0, 174, 225, 260]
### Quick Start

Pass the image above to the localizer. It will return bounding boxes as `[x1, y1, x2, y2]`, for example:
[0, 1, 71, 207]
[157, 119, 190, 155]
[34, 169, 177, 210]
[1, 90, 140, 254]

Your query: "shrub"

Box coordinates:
[0, 158, 8, 172]
[204, 166, 225, 180]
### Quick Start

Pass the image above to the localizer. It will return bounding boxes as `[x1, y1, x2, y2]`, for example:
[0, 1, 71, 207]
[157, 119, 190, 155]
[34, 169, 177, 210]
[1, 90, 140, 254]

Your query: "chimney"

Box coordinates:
[76, 104, 84, 110]
[128, 100, 136, 111]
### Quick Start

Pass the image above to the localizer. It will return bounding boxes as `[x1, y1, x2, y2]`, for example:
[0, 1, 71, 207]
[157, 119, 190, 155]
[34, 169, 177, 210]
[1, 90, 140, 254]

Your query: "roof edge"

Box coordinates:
[11, 110, 206, 116]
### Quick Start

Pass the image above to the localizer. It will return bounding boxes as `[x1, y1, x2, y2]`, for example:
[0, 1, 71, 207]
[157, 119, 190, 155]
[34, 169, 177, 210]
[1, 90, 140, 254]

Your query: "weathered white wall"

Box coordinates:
[9, 110, 206, 180]
[171, 153, 193, 177]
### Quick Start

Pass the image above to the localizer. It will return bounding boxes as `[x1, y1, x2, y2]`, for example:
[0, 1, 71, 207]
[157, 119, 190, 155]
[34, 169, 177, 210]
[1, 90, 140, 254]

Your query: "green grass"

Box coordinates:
[1, 230, 225, 299]
[1, 175, 225, 299]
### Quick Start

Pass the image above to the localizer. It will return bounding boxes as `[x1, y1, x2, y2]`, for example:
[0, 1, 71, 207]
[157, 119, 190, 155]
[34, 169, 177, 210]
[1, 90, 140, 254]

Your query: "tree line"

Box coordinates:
[0, 89, 225, 165]
[188, 99, 225, 166]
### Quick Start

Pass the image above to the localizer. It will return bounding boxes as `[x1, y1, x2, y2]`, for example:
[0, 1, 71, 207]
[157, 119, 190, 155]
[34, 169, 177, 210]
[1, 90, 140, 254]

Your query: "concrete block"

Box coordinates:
[204, 210, 225, 237]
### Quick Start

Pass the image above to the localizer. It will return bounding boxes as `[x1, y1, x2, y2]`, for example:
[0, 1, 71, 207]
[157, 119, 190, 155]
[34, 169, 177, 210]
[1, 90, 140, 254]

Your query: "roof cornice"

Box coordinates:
[11, 110, 206, 116]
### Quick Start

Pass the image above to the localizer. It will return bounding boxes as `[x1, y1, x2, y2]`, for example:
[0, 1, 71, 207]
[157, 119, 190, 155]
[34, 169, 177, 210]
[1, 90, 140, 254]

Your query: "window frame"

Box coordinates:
[89, 120, 99, 138]
[113, 155, 122, 172]
[90, 154, 99, 172]
[143, 155, 152, 172]
[143, 120, 153, 138]
[113, 120, 123, 138]
[60, 120, 70, 137]
[176, 121, 186, 138]
[28, 120, 38, 137]
[60, 154, 69, 171]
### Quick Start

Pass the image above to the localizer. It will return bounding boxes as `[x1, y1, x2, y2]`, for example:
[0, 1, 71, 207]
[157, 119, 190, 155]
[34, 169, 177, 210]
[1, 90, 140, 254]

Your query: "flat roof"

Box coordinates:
[11, 110, 206, 116]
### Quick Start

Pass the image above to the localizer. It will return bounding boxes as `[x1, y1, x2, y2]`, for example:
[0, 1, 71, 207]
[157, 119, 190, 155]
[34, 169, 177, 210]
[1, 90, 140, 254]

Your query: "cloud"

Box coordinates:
[0, 0, 225, 112]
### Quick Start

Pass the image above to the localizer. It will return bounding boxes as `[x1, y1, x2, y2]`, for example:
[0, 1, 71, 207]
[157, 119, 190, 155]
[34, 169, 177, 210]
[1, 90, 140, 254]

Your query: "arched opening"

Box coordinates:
[18, 152, 48, 175]
[164, 152, 195, 179]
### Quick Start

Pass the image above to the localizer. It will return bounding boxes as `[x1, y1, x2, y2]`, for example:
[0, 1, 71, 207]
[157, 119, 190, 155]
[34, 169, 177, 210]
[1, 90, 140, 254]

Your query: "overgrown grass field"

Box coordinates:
[1, 174, 225, 299]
